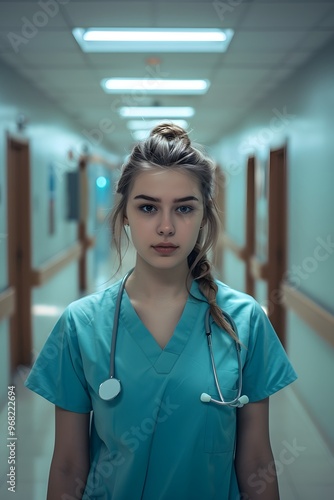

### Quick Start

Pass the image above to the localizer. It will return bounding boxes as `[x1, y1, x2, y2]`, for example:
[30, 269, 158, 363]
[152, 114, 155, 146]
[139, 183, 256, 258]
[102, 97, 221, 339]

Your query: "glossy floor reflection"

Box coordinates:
[1, 248, 333, 499]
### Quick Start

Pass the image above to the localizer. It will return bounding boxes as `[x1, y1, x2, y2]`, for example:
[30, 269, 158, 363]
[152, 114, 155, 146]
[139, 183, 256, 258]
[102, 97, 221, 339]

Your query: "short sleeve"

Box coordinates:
[24, 307, 92, 413]
[241, 301, 297, 402]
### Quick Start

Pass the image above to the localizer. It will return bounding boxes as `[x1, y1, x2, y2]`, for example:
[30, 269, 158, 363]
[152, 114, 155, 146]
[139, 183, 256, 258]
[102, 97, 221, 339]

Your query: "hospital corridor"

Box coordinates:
[0, 1, 334, 499]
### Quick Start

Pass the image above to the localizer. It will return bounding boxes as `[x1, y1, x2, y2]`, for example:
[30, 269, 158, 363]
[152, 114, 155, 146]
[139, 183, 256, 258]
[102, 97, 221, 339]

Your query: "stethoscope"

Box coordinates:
[99, 270, 249, 409]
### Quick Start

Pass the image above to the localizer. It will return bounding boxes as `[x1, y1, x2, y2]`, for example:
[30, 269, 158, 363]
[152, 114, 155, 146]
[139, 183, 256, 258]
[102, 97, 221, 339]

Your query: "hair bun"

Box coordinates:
[150, 122, 191, 147]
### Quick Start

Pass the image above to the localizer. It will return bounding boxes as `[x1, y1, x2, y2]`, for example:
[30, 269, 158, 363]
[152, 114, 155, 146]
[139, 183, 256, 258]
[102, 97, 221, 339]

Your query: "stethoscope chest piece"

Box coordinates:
[99, 377, 121, 401]
[99, 270, 248, 409]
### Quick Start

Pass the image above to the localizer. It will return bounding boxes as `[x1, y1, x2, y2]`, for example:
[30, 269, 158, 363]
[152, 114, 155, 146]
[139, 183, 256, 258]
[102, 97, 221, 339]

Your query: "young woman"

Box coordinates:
[26, 123, 297, 499]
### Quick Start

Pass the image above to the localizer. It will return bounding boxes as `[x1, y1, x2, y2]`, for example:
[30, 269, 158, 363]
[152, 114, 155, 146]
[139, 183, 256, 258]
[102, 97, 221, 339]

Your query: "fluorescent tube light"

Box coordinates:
[84, 30, 226, 42]
[119, 107, 195, 118]
[127, 119, 189, 131]
[72, 28, 234, 53]
[101, 78, 210, 95]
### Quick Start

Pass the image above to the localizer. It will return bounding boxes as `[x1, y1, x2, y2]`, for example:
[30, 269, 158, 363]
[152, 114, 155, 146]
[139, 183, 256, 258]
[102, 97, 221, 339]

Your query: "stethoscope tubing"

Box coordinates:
[101, 269, 248, 408]
[108, 269, 134, 379]
[205, 308, 244, 407]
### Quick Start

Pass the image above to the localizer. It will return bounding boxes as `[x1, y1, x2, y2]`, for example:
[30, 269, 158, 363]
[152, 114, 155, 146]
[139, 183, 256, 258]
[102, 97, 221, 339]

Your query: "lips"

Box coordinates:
[152, 243, 179, 255]
[153, 243, 178, 248]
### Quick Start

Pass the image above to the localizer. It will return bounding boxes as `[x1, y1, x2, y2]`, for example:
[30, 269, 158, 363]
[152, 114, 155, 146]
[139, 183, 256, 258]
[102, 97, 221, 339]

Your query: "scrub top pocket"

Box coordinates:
[204, 386, 237, 454]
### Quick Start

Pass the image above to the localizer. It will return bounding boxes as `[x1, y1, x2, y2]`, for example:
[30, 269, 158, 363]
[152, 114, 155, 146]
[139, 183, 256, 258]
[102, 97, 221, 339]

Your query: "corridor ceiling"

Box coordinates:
[0, 0, 334, 156]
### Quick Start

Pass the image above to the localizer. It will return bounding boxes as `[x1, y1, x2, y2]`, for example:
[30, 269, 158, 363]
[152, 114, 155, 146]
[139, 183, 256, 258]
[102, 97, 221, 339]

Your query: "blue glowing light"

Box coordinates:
[96, 176, 107, 188]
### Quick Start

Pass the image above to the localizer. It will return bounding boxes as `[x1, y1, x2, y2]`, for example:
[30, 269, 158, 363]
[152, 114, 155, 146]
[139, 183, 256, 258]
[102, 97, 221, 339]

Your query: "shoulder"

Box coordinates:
[214, 279, 258, 315]
[213, 279, 270, 338]
[65, 279, 121, 326]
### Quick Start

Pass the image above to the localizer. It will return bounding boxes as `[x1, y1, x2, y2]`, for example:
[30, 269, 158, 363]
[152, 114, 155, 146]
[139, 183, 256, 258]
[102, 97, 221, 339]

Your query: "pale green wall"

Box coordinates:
[0, 321, 10, 403]
[0, 61, 117, 406]
[211, 37, 334, 448]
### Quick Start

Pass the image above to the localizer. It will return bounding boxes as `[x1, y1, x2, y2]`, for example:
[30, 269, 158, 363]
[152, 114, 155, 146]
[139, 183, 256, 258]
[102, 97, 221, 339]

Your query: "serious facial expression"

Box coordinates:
[125, 168, 204, 272]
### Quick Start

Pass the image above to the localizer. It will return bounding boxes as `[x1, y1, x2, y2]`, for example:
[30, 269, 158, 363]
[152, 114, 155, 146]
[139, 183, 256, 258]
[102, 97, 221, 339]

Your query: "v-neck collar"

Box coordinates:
[119, 279, 204, 374]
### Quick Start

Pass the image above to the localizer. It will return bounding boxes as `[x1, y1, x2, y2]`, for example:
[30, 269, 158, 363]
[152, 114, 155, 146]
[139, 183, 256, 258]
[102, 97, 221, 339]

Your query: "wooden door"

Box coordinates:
[7, 136, 32, 370]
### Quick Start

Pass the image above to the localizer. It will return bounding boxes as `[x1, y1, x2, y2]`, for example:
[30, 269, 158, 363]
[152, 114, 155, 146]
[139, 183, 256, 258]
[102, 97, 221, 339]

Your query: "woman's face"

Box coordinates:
[125, 168, 204, 273]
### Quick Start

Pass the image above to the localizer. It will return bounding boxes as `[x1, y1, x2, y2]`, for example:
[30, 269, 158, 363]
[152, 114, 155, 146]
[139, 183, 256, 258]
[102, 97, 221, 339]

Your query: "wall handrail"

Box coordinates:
[281, 283, 334, 348]
[249, 255, 268, 281]
[221, 232, 247, 261]
[31, 242, 82, 287]
[0, 287, 15, 321]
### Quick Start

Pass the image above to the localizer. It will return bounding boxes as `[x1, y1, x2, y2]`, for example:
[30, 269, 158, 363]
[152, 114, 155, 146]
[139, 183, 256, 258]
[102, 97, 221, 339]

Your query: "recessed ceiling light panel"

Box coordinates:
[73, 28, 234, 53]
[119, 107, 195, 118]
[127, 119, 189, 131]
[101, 78, 210, 95]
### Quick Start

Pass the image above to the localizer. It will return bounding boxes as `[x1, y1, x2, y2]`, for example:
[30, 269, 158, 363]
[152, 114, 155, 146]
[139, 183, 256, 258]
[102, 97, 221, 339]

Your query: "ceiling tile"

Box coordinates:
[217, 65, 270, 81]
[155, 2, 247, 28]
[240, 2, 333, 29]
[0, 30, 78, 55]
[319, 5, 334, 28]
[0, 2, 69, 28]
[300, 30, 334, 49]
[221, 50, 286, 67]
[84, 52, 221, 72]
[0, 0, 332, 154]
[230, 30, 311, 51]
[19, 50, 88, 67]
[282, 50, 317, 68]
[0, 51, 25, 69]
[64, 2, 152, 27]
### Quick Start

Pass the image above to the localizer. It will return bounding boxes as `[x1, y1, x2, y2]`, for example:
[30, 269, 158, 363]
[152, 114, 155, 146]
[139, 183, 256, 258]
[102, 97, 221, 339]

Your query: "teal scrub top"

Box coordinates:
[25, 278, 297, 500]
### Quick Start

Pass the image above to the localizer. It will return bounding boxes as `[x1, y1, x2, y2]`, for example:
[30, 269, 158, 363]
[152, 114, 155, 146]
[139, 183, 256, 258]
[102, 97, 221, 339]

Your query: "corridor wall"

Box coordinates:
[211, 37, 334, 449]
[0, 60, 117, 405]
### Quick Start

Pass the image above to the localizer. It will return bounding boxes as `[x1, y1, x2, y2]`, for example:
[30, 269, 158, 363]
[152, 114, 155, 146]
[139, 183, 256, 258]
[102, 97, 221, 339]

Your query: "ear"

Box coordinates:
[123, 216, 129, 225]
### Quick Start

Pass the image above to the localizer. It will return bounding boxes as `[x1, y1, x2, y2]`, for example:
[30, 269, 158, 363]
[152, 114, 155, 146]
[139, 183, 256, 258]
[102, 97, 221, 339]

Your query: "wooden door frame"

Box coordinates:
[267, 146, 287, 344]
[212, 165, 226, 278]
[78, 156, 88, 292]
[245, 156, 255, 297]
[7, 134, 32, 370]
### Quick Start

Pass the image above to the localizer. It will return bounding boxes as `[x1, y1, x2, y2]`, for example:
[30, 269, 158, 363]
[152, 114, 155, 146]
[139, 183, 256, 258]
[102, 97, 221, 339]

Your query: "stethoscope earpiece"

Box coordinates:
[200, 393, 249, 408]
[200, 393, 212, 403]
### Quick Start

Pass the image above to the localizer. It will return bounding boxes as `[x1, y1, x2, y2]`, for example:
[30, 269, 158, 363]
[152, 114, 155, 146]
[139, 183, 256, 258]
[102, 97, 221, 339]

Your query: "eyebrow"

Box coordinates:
[133, 194, 200, 203]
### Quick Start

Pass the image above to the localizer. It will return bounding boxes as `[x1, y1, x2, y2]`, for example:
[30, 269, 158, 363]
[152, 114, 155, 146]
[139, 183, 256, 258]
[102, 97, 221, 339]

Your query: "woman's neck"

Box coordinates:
[125, 259, 191, 301]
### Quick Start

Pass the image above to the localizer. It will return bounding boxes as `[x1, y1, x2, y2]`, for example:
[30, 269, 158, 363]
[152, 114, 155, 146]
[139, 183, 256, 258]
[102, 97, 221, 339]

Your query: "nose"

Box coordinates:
[157, 211, 175, 236]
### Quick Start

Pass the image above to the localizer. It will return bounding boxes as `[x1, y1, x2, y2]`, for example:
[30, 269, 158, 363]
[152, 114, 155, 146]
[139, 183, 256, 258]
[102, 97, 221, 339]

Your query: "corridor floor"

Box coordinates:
[1, 250, 333, 499]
